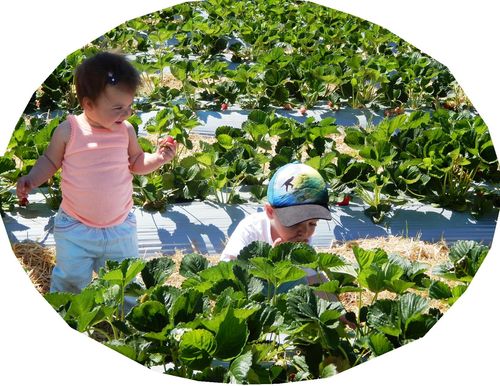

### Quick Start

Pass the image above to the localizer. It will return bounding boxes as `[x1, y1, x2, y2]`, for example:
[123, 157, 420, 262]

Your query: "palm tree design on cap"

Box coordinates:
[282, 176, 294, 191]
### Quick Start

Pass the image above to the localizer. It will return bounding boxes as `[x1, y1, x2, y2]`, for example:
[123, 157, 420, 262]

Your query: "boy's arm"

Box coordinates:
[16, 120, 69, 200]
[127, 123, 177, 175]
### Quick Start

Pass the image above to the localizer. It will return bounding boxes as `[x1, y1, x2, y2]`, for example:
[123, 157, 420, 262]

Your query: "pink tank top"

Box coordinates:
[60, 114, 133, 227]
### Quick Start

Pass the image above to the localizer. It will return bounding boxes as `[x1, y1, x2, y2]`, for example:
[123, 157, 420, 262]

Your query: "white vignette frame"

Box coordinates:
[0, 1, 498, 385]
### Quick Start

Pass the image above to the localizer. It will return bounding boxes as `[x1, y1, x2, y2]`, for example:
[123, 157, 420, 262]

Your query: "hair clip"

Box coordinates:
[106, 71, 118, 85]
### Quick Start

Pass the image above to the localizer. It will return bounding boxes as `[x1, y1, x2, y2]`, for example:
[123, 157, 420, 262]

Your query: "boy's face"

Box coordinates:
[265, 204, 318, 243]
[83, 85, 134, 130]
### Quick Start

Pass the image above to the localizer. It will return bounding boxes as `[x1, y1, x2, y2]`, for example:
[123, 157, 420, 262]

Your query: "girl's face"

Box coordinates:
[265, 204, 318, 243]
[82, 85, 134, 130]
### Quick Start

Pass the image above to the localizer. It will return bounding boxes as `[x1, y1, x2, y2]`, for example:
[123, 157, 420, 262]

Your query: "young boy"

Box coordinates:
[220, 162, 332, 286]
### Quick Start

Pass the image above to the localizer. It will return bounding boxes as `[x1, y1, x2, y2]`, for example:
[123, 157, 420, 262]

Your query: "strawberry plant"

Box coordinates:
[44, 239, 486, 382]
[0, 156, 19, 215]
[430, 240, 489, 306]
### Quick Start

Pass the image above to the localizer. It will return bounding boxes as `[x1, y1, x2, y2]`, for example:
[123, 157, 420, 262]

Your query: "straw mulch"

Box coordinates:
[12, 241, 56, 294]
[320, 236, 451, 313]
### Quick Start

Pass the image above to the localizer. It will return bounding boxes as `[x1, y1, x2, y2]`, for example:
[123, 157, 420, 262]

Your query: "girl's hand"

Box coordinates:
[16, 176, 32, 204]
[157, 136, 177, 164]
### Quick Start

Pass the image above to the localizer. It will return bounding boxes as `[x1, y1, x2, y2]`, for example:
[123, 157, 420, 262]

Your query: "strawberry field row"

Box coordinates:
[44, 239, 489, 382]
[27, 0, 472, 115]
[3, 106, 497, 225]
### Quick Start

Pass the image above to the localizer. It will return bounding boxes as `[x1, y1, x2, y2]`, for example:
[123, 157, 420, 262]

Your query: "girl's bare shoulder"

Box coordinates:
[52, 118, 72, 144]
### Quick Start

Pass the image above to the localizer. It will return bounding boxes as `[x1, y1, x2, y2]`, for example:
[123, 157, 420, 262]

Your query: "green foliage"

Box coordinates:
[44, 239, 487, 382]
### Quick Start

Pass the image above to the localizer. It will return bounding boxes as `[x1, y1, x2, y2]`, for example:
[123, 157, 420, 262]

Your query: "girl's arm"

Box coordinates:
[127, 123, 177, 175]
[16, 120, 69, 200]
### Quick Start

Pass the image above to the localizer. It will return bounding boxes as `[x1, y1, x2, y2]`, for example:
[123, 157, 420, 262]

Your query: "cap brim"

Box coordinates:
[274, 204, 332, 227]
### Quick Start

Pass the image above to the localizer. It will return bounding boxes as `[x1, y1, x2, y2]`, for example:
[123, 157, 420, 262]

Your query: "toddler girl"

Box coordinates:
[16, 51, 177, 293]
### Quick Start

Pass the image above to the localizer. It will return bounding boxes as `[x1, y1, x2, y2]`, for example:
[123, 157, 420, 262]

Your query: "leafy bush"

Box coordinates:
[45, 240, 488, 382]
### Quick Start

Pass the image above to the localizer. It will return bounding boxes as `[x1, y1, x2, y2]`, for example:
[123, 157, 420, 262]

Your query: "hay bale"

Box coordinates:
[12, 241, 55, 295]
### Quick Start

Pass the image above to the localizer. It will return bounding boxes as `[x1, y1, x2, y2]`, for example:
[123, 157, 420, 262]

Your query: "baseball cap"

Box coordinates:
[267, 163, 332, 227]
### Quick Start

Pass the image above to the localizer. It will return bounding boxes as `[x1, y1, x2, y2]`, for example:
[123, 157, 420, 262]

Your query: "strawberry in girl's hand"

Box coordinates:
[160, 135, 175, 146]
[19, 197, 29, 207]
[336, 195, 350, 206]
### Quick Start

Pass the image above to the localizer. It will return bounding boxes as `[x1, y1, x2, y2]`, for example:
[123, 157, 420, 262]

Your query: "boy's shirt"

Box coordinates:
[220, 211, 273, 261]
[220, 211, 320, 283]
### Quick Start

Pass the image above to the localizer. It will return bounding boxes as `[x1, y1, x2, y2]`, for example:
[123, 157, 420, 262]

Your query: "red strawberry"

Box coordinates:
[327, 100, 333, 108]
[19, 197, 29, 207]
[336, 195, 350, 206]
[160, 136, 175, 147]
[221, 102, 228, 111]
[299, 106, 307, 115]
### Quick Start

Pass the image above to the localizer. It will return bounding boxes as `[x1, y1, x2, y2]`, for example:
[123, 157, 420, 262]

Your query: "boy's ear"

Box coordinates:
[264, 203, 275, 219]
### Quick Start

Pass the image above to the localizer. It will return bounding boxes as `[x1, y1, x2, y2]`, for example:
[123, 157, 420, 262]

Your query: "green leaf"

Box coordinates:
[105, 340, 139, 361]
[320, 363, 337, 378]
[102, 259, 145, 287]
[170, 63, 187, 81]
[352, 245, 375, 271]
[171, 289, 204, 325]
[126, 300, 169, 332]
[343, 128, 365, 149]
[369, 333, 394, 356]
[0, 156, 16, 174]
[249, 257, 275, 282]
[287, 243, 318, 265]
[179, 253, 209, 278]
[44, 292, 73, 310]
[314, 280, 340, 294]
[400, 292, 428, 330]
[237, 241, 272, 261]
[358, 267, 385, 293]
[316, 253, 346, 268]
[179, 329, 217, 371]
[428, 281, 453, 300]
[286, 285, 319, 322]
[269, 242, 315, 263]
[215, 307, 249, 361]
[217, 133, 234, 149]
[319, 308, 342, 325]
[367, 299, 401, 336]
[274, 261, 307, 288]
[385, 279, 415, 295]
[65, 288, 99, 330]
[137, 137, 154, 153]
[141, 256, 175, 289]
[227, 351, 253, 384]
[199, 261, 235, 283]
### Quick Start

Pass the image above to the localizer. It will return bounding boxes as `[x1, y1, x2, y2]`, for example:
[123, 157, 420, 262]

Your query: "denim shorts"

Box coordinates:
[50, 209, 139, 293]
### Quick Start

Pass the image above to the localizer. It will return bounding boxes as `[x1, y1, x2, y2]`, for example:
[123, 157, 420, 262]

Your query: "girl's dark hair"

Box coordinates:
[74, 51, 141, 104]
